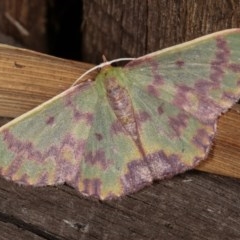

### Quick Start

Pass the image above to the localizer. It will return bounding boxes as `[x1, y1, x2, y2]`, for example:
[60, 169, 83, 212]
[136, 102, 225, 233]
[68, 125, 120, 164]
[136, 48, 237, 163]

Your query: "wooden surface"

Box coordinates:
[0, 44, 240, 239]
[0, 44, 94, 118]
[82, 0, 240, 63]
[0, 171, 239, 240]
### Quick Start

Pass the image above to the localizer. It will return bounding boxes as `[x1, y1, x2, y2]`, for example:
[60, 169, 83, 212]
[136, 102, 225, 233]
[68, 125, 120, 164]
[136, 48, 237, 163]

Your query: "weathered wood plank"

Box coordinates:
[0, 44, 94, 118]
[0, 171, 239, 239]
[81, 0, 240, 63]
[0, 221, 46, 240]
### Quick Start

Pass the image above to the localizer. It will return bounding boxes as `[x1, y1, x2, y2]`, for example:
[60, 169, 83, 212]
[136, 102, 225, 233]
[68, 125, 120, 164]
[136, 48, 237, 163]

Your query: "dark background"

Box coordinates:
[1, 0, 240, 63]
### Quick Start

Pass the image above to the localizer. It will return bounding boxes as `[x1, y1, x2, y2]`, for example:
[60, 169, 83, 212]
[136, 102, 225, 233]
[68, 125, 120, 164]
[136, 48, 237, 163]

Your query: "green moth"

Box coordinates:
[0, 29, 240, 200]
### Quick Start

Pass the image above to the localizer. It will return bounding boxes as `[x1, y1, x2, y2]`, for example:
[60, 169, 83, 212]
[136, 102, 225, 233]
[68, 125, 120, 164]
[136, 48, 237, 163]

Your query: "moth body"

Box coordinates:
[104, 77, 138, 141]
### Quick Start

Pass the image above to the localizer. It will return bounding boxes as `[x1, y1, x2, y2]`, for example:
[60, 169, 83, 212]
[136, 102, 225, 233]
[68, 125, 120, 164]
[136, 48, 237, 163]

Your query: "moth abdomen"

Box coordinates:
[105, 77, 138, 140]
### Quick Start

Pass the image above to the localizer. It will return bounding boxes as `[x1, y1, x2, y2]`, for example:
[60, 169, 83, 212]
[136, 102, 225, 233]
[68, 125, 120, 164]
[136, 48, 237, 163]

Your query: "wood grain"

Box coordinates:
[0, 43, 240, 180]
[0, 171, 238, 240]
[197, 104, 240, 178]
[0, 43, 94, 118]
[82, 0, 240, 63]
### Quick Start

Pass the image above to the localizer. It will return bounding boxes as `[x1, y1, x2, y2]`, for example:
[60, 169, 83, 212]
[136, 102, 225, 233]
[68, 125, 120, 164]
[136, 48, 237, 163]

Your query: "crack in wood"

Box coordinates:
[0, 212, 62, 240]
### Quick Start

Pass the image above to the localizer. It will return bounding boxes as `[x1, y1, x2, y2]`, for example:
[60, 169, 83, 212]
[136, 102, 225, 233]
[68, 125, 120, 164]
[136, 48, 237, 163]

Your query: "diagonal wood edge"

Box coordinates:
[197, 104, 240, 179]
[0, 43, 95, 118]
[0, 44, 240, 179]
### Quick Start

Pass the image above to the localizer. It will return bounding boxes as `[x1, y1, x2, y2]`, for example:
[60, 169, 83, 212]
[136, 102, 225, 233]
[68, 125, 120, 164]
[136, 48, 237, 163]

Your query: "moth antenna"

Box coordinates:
[72, 57, 136, 86]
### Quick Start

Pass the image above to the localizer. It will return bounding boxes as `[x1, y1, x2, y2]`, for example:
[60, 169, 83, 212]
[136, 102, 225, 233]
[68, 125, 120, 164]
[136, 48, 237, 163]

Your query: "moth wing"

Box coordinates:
[118, 29, 240, 189]
[0, 82, 99, 187]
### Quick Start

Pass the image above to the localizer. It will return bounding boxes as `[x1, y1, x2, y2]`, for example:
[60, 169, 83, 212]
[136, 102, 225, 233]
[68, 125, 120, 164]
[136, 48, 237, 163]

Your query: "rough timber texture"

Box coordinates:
[0, 170, 239, 239]
[81, 0, 240, 63]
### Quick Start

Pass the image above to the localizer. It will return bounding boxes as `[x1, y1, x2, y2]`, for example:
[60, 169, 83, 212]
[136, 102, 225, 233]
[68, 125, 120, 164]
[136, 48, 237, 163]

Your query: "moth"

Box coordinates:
[0, 29, 240, 200]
